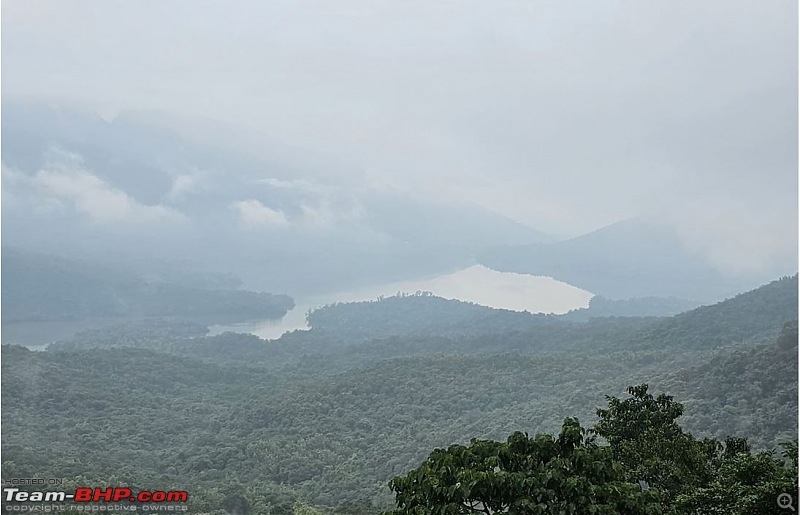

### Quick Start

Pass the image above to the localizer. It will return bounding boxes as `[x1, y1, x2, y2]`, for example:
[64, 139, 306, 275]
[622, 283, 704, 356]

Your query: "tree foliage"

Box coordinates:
[594, 385, 716, 501]
[390, 387, 797, 515]
[389, 418, 661, 515]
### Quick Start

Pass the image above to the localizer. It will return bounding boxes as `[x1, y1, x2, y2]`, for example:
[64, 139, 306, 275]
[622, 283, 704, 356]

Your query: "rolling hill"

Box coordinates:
[480, 217, 794, 302]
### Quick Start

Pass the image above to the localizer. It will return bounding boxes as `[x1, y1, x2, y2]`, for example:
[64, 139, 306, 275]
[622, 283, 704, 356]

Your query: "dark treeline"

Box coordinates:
[1, 247, 295, 323]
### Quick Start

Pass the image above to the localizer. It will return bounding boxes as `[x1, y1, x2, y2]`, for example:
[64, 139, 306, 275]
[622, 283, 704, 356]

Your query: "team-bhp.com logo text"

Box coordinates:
[4, 488, 189, 503]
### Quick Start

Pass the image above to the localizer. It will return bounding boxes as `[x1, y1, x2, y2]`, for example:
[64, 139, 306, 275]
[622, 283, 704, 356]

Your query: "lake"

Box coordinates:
[2, 266, 592, 347]
[208, 265, 593, 340]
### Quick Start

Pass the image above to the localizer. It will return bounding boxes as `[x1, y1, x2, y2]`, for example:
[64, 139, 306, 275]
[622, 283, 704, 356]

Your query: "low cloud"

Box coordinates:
[669, 203, 797, 278]
[167, 171, 209, 201]
[9, 150, 185, 224]
[260, 177, 320, 192]
[231, 199, 289, 228]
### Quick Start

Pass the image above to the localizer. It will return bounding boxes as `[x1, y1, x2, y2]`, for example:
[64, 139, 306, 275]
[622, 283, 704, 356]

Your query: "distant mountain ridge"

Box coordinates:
[480, 217, 794, 302]
[560, 295, 701, 321]
[2, 100, 551, 295]
[6, 101, 793, 300]
[629, 273, 798, 350]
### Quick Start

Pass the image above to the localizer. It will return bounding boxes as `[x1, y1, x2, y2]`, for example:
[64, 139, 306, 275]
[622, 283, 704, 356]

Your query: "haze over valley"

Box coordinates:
[1, 1, 797, 514]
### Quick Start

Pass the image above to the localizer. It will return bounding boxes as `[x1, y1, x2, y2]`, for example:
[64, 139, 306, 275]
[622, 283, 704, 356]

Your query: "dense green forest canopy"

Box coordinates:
[1, 275, 797, 514]
[390, 385, 797, 515]
[50, 275, 792, 373]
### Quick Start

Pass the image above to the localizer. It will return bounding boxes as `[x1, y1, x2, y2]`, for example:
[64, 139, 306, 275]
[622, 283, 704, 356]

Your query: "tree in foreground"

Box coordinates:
[594, 384, 798, 514]
[593, 384, 718, 502]
[387, 417, 662, 515]
[388, 385, 798, 515]
[672, 447, 798, 515]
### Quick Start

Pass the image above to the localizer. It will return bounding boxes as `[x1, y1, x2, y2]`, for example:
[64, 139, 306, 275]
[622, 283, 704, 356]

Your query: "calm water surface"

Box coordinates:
[3, 266, 593, 346]
[209, 265, 593, 340]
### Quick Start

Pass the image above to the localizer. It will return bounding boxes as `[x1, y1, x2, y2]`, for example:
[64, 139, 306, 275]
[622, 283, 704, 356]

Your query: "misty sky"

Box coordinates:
[2, 1, 798, 268]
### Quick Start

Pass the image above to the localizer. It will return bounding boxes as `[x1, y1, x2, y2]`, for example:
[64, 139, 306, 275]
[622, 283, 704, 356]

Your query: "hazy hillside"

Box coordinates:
[5, 101, 791, 300]
[480, 217, 792, 302]
[1, 101, 551, 295]
[630, 274, 798, 350]
[47, 276, 798, 374]
[560, 295, 701, 321]
[1, 247, 294, 324]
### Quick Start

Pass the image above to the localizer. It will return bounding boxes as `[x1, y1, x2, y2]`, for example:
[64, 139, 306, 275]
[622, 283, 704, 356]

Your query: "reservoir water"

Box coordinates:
[2, 266, 592, 347]
[208, 265, 593, 340]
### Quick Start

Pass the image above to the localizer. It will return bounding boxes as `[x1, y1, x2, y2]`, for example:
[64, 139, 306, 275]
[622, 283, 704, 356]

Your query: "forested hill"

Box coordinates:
[48, 275, 798, 371]
[3, 275, 796, 513]
[660, 320, 798, 449]
[630, 274, 798, 350]
[306, 275, 796, 347]
[560, 295, 701, 321]
[2, 321, 796, 512]
[1, 247, 294, 323]
[306, 293, 558, 338]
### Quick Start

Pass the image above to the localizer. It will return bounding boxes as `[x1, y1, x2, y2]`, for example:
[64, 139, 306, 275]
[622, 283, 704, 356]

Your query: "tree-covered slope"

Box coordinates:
[307, 293, 559, 338]
[1, 247, 294, 323]
[3, 323, 796, 510]
[629, 274, 798, 350]
[660, 321, 799, 450]
[2, 275, 796, 513]
[48, 275, 797, 373]
[560, 295, 701, 321]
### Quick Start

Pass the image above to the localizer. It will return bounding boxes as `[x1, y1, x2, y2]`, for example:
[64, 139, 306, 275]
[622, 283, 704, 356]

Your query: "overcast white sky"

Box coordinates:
[2, 0, 797, 249]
